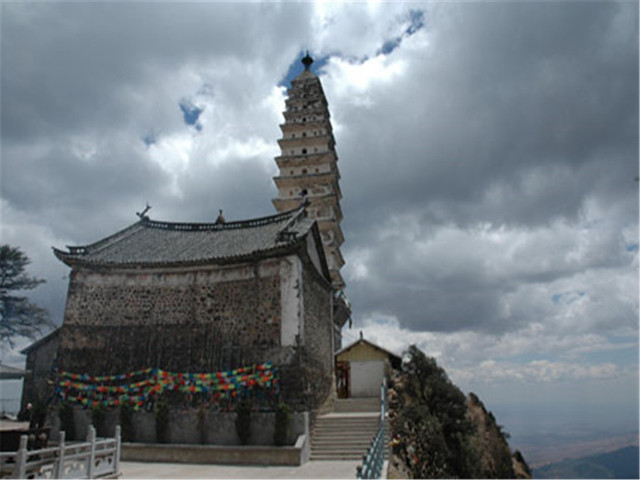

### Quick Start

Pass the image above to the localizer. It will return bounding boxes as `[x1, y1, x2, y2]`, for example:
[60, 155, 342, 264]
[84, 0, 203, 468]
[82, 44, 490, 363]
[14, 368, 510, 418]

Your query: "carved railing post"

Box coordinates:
[87, 425, 96, 478]
[54, 430, 66, 478]
[14, 435, 28, 479]
[114, 425, 122, 477]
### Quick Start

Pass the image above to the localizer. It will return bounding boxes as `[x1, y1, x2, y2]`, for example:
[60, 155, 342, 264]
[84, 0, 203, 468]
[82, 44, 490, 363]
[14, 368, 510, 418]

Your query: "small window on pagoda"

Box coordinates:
[290, 170, 294, 175]
[292, 134, 295, 138]
[314, 147, 318, 153]
[302, 148, 307, 154]
[315, 168, 319, 173]
[302, 118, 307, 122]
[302, 169, 307, 174]
[302, 132, 307, 137]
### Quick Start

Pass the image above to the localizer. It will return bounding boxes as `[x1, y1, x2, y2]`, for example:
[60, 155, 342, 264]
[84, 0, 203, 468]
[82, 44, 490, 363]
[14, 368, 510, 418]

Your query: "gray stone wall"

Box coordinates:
[300, 263, 333, 408]
[21, 331, 60, 410]
[53, 406, 307, 446]
[58, 262, 283, 374]
[302, 267, 332, 375]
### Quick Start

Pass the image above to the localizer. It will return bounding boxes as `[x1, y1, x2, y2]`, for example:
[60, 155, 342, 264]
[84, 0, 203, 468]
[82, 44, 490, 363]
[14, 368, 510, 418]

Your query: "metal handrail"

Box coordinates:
[356, 380, 387, 479]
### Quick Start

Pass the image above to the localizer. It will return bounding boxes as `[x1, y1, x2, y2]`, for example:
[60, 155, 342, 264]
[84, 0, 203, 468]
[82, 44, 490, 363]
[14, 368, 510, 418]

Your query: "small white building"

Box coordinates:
[335, 334, 401, 398]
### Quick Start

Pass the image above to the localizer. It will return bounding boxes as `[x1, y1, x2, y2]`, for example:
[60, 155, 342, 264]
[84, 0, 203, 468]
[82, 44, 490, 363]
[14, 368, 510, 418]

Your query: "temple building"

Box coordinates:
[272, 53, 345, 289]
[21, 54, 350, 420]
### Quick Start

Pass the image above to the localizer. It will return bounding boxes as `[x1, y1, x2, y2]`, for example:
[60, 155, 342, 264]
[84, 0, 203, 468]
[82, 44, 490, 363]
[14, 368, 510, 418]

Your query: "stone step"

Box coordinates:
[310, 400, 385, 462]
[334, 400, 380, 413]
[312, 435, 377, 442]
[315, 416, 380, 423]
[314, 423, 379, 430]
[312, 441, 372, 449]
[311, 453, 365, 461]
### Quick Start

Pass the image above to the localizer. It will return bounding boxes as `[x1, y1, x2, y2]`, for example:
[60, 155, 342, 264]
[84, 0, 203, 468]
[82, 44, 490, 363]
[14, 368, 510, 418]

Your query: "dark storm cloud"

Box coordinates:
[334, 1, 638, 333]
[1, 2, 311, 141]
[339, 1, 637, 230]
[1, 1, 311, 246]
[0, 1, 637, 344]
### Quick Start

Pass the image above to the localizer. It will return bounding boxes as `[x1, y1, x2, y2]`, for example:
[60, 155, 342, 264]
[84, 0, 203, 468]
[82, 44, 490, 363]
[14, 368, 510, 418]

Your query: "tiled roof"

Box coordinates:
[53, 207, 317, 268]
[0, 363, 29, 379]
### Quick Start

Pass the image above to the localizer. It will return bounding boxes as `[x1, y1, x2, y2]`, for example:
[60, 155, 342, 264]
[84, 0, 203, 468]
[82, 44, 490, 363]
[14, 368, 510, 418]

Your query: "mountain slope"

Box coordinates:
[533, 445, 639, 479]
[387, 345, 531, 479]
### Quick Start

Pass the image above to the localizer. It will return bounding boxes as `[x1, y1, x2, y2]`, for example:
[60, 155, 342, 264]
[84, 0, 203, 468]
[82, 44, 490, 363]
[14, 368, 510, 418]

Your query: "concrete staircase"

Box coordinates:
[310, 397, 381, 461]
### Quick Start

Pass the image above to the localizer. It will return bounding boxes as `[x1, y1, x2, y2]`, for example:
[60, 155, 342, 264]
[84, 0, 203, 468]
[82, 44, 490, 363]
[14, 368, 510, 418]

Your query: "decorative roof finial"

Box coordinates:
[302, 51, 313, 71]
[136, 203, 151, 220]
[215, 209, 226, 225]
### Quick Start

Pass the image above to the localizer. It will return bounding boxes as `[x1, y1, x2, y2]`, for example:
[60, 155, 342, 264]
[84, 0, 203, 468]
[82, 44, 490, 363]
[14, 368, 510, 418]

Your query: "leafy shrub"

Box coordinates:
[119, 403, 134, 442]
[91, 404, 107, 437]
[235, 400, 252, 445]
[154, 400, 170, 443]
[273, 402, 291, 446]
[59, 403, 76, 441]
[197, 403, 208, 444]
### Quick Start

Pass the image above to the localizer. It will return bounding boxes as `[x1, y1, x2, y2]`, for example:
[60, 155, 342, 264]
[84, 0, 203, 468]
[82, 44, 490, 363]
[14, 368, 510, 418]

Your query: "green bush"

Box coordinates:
[197, 403, 208, 444]
[59, 403, 76, 441]
[119, 403, 134, 442]
[91, 404, 107, 437]
[273, 402, 291, 446]
[154, 400, 170, 443]
[235, 400, 252, 445]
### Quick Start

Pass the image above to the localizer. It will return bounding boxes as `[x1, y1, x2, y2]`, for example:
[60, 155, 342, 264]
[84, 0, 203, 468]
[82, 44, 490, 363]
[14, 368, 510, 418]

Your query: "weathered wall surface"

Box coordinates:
[21, 331, 60, 410]
[41, 246, 334, 416]
[58, 260, 286, 374]
[299, 259, 333, 408]
[55, 406, 308, 446]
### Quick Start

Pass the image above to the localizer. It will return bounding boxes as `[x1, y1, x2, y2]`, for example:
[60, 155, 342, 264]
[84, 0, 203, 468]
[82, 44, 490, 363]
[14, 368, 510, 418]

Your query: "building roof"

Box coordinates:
[0, 364, 29, 380]
[53, 207, 324, 270]
[20, 328, 61, 355]
[335, 336, 403, 369]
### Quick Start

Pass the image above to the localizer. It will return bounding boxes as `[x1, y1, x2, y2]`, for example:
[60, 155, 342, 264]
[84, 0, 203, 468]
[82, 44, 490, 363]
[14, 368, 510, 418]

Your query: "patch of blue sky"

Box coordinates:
[499, 352, 562, 364]
[626, 243, 639, 252]
[583, 341, 639, 366]
[407, 9, 425, 35]
[278, 51, 331, 88]
[142, 132, 156, 147]
[179, 99, 203, 127]
[376, 9, 425, 57]
[551, 290, 585, 305]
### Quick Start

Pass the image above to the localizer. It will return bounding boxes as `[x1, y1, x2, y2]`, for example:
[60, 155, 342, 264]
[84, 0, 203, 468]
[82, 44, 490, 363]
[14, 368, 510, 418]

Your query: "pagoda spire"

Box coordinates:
[302, 51, 313, 71]
[271, 55, 345, 288]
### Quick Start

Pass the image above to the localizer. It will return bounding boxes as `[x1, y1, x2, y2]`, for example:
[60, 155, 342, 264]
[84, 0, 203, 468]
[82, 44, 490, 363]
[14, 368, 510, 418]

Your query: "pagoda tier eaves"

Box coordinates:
[317, 222, 345, 246]
[277, 136, 335, 150]
[274, 152, 338, 166]
[273, 192, 341, 210]
[330, 270, 345, 289]
[283, 108, 330, 121]
[273, 172, 341, 188]
[279, 120, 333, 133]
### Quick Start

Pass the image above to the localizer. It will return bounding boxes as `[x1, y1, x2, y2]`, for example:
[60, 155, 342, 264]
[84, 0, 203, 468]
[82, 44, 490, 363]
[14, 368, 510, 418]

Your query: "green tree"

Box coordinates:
[393, 345, 480, 478]
[0, 245, 52, 347]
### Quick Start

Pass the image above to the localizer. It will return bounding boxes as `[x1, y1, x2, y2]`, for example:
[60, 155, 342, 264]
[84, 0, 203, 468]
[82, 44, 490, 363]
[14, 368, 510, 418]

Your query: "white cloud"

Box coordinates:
[1, 0, 637, 431]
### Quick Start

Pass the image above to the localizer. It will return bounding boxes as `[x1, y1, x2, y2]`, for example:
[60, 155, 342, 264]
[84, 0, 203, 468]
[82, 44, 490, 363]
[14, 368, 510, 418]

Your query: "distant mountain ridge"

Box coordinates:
[533, 445, 639, 479]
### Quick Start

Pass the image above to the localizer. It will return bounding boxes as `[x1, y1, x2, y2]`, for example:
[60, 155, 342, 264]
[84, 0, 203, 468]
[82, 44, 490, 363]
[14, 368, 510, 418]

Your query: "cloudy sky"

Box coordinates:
[2, 1, 638, 459]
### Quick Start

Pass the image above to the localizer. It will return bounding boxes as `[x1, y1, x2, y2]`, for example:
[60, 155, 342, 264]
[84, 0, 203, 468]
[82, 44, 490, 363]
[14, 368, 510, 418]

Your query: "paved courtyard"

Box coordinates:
[120, 460, 361, 479]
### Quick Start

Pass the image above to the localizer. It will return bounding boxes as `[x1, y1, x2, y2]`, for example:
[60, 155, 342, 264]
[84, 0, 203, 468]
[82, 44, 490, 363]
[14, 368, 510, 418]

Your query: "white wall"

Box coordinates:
[350, 360, 384, 397]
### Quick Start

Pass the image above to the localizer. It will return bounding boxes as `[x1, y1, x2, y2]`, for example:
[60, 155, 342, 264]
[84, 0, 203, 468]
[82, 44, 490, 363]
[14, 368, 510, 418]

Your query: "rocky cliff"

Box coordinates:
[387, 345, 531, 479]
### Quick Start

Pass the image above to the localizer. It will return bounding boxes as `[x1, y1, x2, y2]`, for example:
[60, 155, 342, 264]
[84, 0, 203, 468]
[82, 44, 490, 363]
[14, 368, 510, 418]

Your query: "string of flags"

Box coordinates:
[56, 362, 279, 410]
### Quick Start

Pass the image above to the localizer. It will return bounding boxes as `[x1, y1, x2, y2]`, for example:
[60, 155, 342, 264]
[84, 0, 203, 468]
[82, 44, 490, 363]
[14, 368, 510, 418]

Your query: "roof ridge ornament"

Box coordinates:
[302, 51, 313, 71]
[136, 203, 151, 220]
[215, 209, 226, 225]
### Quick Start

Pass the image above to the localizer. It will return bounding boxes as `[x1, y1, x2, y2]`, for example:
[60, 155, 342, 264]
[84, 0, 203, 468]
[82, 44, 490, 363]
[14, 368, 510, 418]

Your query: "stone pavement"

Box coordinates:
[120, 460, 361, 479]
